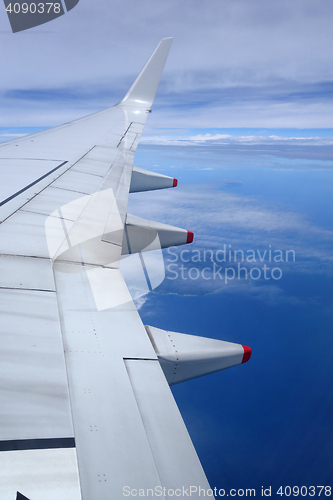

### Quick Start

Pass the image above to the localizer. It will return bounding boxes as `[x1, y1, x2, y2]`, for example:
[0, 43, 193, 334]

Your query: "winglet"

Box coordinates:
[118, 38, 173, 109]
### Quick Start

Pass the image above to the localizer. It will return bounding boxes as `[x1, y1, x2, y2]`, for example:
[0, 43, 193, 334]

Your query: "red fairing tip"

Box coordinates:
[186, 231, 194, 244]
[241, 345, 252, 363]
[173, 178, 178, 187]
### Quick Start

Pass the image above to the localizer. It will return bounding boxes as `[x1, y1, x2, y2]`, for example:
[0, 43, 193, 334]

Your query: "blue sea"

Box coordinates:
[128, 137, 333, 497]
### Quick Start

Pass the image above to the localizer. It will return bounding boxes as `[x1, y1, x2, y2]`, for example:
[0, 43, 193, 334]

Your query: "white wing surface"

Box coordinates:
[0, 39, 251, 500]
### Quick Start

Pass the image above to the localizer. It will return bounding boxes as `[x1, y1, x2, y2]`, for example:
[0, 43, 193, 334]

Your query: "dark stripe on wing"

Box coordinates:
[0, 437, 75, 451]
[0, 161, 68, 207]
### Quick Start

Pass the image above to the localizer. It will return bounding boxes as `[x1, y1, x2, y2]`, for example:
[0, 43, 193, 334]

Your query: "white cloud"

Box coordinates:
[1, 0, 333, 89]
[0, 133, 26, 138]
[126, 176, 333, 305]
[144, 101, 333, 131]
[2, 0, 333, 127]
[128, 184, 333, 239]
[125, 178, 333, 304]
[133, 295, 149, 310]
[141, 133, 333, 147]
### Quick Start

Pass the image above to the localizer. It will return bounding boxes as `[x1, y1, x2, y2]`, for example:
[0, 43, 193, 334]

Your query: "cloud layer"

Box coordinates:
[125, 163, 333, 305]
[2, 0, 333, 127]
[141, 133, 333, 147]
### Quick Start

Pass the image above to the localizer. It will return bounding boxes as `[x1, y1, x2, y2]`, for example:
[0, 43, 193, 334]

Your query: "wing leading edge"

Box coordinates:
[0, 39, 251, 499]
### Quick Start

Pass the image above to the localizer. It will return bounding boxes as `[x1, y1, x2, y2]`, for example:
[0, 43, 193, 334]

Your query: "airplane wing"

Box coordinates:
[0, 39, 251, 500]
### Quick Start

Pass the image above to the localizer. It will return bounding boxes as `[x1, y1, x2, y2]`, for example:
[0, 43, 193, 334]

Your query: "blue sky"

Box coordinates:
[1, 0, 333, 496]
